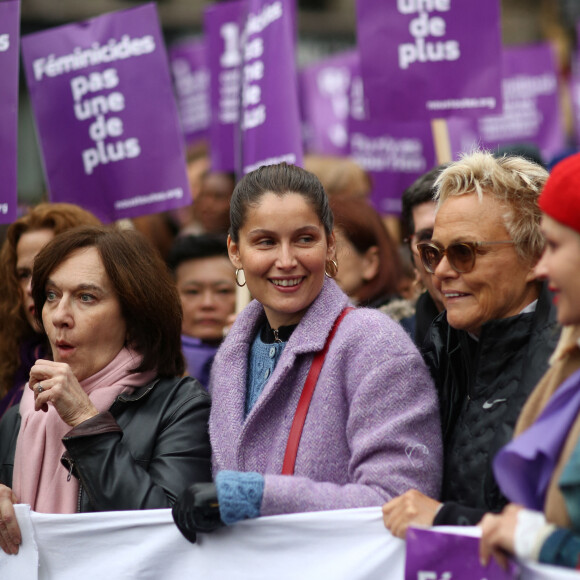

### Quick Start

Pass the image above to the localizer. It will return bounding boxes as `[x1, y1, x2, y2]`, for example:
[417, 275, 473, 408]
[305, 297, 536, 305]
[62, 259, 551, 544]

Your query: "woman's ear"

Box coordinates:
[327, 231, 337, 262]
[361, 246, 380, 282]
[527, 255, 544, 283]
[227, 235, 243, 269]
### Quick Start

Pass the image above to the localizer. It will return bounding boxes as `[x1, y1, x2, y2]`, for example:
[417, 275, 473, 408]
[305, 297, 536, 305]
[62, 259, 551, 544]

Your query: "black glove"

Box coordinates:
[172, 482, 224, 544]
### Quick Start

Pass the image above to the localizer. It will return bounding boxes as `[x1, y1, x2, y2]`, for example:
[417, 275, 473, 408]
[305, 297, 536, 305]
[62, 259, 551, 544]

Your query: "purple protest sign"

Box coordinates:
[570, 70, 580, 150]
[0, 0, 20, 224]
[569, 28, 580, 152]
[356, 0, 502, 121]
[349, 118, 436, 215]
[349, 56, 367, 124]
[205, 0, 246, 172]
[300, 50, 361, 156]
[447, 44, 565, 165]
[574, 25, 580, 149]
[237, 0, 303, 175]
[405, 527, 518, 580]
[21, 3, 190, 223]
[169, 38, 210, 147]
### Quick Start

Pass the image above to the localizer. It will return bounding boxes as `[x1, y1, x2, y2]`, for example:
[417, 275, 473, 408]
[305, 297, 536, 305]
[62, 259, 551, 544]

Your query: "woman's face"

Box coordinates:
[432, 193, 538, 335]
[176, 255, 236, 342]
[228, 192, 335, 329]
[16, 228, 55, 330]
[42, 247, 127, 382]
[195, 173, 234, 233]
[333, 228, 377, 301]
[536, 215, 580, 326]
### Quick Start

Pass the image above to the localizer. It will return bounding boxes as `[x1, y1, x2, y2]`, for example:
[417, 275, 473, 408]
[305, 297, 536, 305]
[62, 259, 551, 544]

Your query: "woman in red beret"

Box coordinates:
[480, 152, 580, 570]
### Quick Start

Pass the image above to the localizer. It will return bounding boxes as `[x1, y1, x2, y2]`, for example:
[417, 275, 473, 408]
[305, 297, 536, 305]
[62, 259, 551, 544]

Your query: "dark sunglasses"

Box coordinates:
[417, 239, 515, 274]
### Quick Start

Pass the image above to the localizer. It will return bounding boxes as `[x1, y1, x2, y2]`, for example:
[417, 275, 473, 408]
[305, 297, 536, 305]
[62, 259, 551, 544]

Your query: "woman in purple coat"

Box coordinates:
[173, 163, 442, 540]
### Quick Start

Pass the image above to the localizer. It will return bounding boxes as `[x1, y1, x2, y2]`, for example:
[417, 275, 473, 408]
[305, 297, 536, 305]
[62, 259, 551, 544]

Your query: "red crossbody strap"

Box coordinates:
[281, 306, 355, 476]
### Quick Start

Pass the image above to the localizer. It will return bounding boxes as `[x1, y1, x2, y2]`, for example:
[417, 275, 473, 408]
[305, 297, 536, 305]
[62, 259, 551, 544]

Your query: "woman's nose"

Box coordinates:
[276, 244, 297, 269]
[433, 253, 458, 280]
[50, 300, 73, 327]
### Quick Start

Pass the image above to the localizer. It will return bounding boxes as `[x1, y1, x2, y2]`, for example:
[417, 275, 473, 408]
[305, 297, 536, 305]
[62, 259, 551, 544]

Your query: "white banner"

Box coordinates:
[0, 505, 576, 579]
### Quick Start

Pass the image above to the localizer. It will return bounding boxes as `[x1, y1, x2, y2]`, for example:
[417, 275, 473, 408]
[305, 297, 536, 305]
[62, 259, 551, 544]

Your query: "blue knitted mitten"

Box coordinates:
[215, 470, 265, 525]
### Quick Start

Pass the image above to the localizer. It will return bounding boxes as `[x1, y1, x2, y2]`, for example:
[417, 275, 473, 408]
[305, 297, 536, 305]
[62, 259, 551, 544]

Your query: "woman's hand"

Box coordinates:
[479, 504, 521, 570]
[382, 489, 441, 539]
[29, 359, 98, 427]
[0, 485, 20, 555]
[172, 483, 223, 543]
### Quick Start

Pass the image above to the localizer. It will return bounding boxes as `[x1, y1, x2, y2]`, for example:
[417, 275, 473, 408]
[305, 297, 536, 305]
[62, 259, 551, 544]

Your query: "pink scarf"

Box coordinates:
[13, 348, 157, 514]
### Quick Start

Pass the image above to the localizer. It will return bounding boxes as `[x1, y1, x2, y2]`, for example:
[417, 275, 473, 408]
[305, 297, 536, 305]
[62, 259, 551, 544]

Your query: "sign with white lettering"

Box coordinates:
[237, 0, 303, 175]
[21, 3, 190, 222]
[447, 44, 565, 165]
[169, 38, 210, 146]
[0, 0, 20, 223]
[405, 527, 517, 580]
[349, 118, 436, 215]
[300, 49, 363, 156]
[356, 0, 502, 121]
[205, 0, 246, 172]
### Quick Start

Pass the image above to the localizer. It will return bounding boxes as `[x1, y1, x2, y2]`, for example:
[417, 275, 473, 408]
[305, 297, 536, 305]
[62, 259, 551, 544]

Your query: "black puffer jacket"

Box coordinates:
[0, 375, 212, 512]
[423, 283, 560, 526]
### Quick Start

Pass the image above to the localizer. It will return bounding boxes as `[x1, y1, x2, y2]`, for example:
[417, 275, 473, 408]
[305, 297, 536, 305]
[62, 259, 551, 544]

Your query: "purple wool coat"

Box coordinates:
[209, 278, 442, 517]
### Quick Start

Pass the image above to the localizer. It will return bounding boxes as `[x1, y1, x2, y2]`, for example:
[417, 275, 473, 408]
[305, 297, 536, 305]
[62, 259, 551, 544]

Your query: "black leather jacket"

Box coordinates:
[422, 283, 560, 526]
[0, 375, 212, 512]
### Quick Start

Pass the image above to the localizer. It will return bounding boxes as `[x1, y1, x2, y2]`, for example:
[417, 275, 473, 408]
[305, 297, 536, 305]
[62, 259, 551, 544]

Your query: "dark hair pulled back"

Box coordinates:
[229, 163, 333, 242]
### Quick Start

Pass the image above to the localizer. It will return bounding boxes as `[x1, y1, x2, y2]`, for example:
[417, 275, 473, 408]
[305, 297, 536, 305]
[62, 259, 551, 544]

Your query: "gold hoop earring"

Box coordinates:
[235, 268, 246, 287]
[325, 259, 338, 278]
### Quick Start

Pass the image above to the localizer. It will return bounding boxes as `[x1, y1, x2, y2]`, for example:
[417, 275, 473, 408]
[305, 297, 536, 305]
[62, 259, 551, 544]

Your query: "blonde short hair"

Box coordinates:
[435, 150, 548, 264]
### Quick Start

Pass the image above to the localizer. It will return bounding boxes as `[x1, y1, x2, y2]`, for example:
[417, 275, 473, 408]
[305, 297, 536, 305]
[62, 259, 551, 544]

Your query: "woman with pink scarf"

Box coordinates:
[0, 226, 212, 555]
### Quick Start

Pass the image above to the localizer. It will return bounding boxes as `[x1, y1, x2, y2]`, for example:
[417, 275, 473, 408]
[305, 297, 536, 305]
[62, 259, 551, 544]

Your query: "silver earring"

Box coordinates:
[235, 268, 246, 287]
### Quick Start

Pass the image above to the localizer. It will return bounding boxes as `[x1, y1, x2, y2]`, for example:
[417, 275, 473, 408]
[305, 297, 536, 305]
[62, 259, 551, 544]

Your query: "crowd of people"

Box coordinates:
[0, 147, 580, 573]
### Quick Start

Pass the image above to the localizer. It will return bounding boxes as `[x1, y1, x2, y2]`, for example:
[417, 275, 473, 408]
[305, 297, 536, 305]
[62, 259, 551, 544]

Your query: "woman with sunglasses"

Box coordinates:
[383, 151, 560, 537]
[479, 152, 580, 570]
